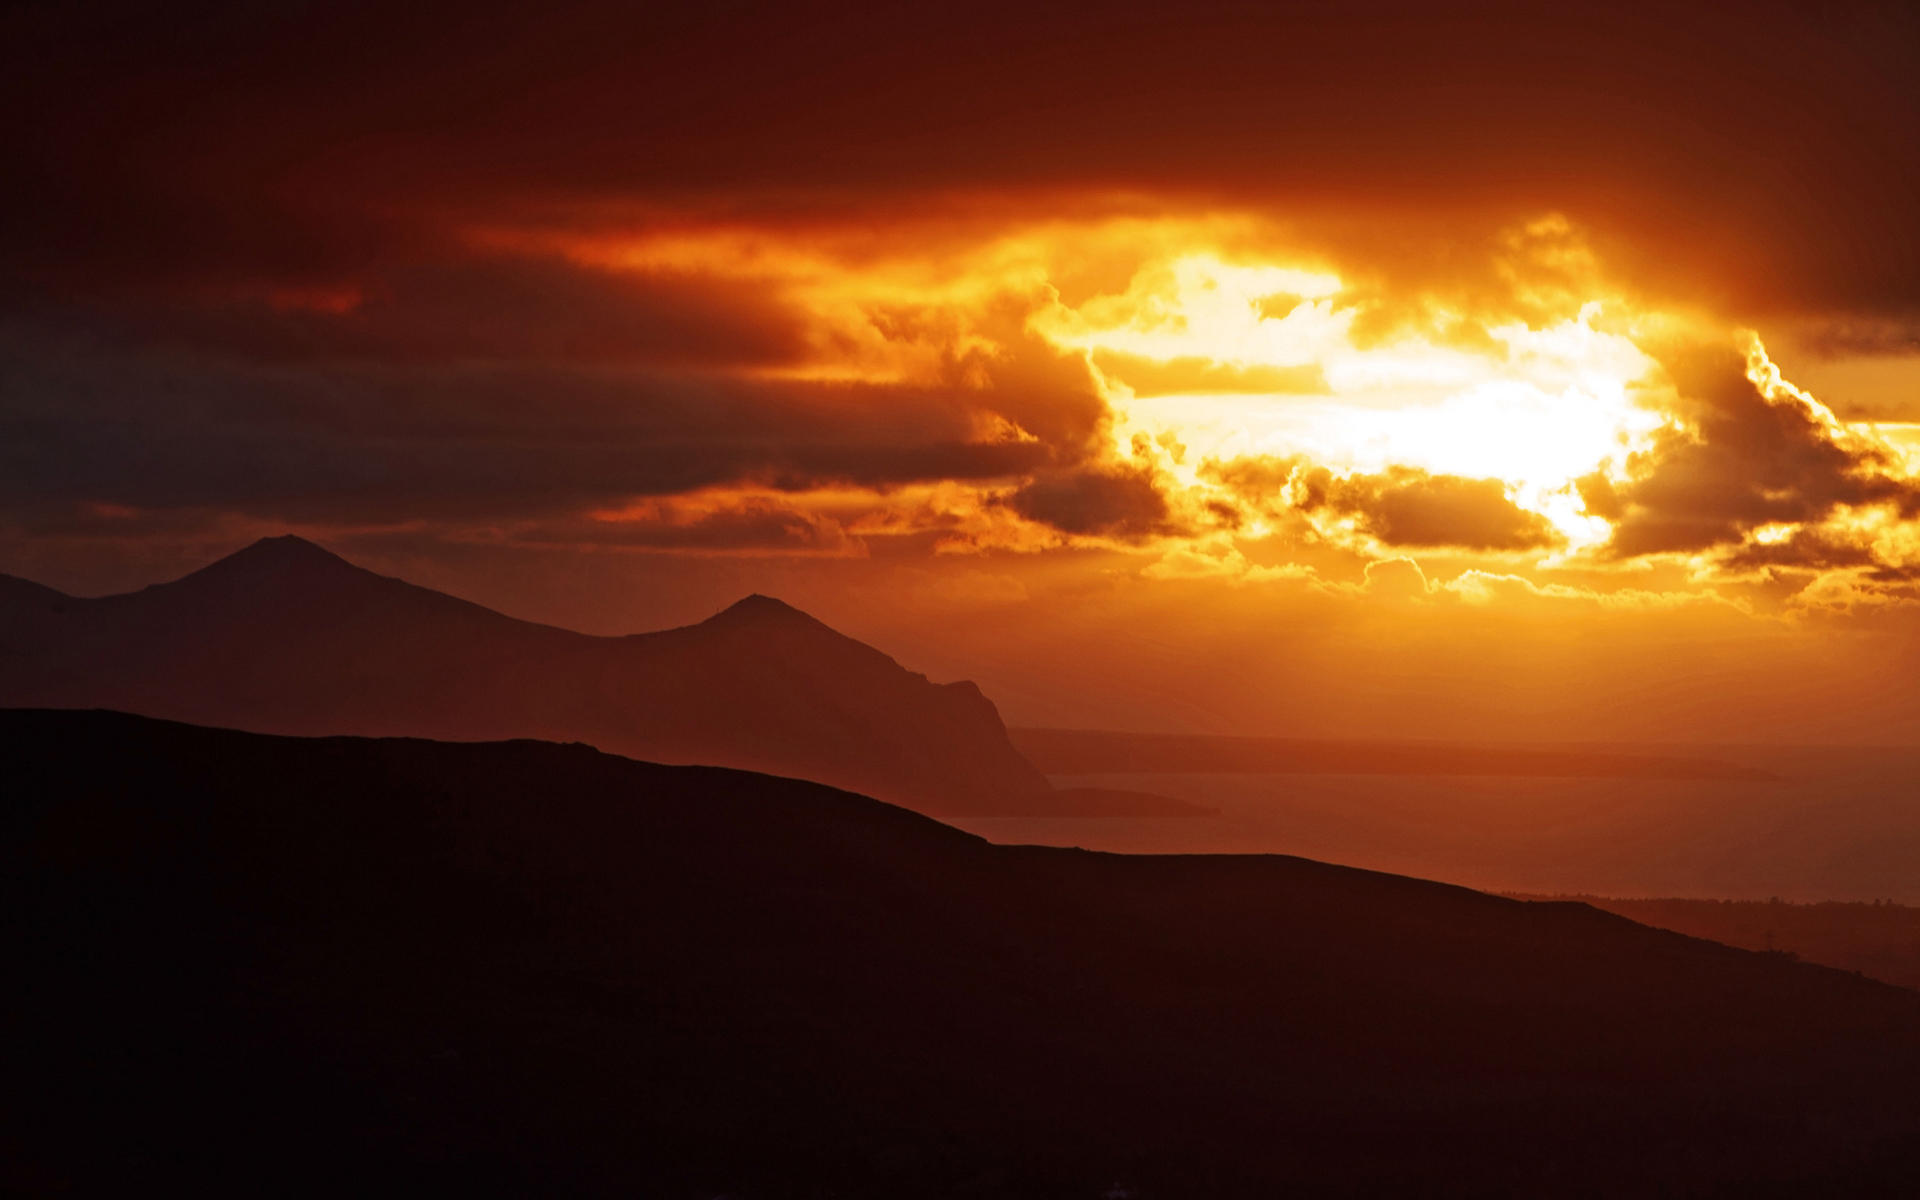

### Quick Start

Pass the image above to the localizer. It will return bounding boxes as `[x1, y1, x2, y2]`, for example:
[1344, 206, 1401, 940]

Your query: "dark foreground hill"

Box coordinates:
[0, 536, 1079, 815]
[7, 711, 1920, 1198]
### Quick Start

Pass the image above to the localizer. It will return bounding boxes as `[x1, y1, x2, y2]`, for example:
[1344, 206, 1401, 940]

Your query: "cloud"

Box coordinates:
[1309, 468, 1563, 551]
[204, 257, 808, 369]
[5, 0, 1920, 609]
[1008, 464, 1174, 539]
[0, 297, 1088, 537]
[1784, 316, 1920, 361]
[1140, 537, 1316, 583]
[1440, 570, 1743, 613]
[570, 492, 865, 555]
[9, 0, 1919, 329]
[1717, 528, 1881, 574]
[1203, 456, 1561, 552]
[1090, 349, 1328, 397]
[1580, 340, 1920, 562]
[1359, 556, 1433, 600]
[0, 242, 814, 376]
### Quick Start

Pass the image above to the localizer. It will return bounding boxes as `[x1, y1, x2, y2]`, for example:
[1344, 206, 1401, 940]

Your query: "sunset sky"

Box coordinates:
[6, 1, 1920, 742]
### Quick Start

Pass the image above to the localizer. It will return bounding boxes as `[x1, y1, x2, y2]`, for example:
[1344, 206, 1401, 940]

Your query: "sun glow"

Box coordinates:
[504, 210, 1918, 582]
[1034, 255, 1667, 548]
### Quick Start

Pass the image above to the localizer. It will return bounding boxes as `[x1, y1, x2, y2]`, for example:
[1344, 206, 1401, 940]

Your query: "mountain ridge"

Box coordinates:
[0, 537, 1068, 815]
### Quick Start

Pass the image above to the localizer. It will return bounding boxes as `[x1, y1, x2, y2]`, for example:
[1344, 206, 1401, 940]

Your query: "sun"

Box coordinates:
[1033, 253, 1668, 550]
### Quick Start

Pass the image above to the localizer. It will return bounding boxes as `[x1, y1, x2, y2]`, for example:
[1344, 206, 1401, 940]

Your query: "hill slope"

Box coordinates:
[0, 536, 1056, 815]
[6, 709, 1920, 1198]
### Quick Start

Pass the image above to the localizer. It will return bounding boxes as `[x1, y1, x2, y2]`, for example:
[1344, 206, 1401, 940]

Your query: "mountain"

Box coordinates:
[7, 709, 1920, 1198]
[1011, 726, 1779, 780]
[0, 535, 1084, 816]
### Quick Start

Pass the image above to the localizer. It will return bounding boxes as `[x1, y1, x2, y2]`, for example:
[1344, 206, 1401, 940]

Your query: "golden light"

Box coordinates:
[1035, 254, 1669, 549]
[508, 211, 1917, 575]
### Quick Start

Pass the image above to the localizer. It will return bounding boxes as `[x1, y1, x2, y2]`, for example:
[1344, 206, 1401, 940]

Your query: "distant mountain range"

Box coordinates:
[0, 536, 1208, 817]
[0, 537, 1794, 818]
[7, 709, 1920, 1197]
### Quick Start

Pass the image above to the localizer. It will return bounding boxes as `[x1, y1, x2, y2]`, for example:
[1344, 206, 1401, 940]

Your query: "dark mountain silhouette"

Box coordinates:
[1013, 726, 1779, 780]
[7, 709, 1920, 1198]
[0, 536, 1191, 816]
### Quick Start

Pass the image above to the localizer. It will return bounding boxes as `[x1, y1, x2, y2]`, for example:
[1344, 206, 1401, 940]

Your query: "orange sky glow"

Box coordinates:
[6, 1, 1920, 744]
[480, 205, 1920, 613]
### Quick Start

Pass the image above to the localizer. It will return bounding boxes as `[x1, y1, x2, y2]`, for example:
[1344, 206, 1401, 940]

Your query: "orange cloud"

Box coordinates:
[1090, 349, 1328, 398]
[1199, 456, 1561, 553]
[1302, 467, 1563, 553]
[1008, 464, 1176, 540]
[581, 492, 866, 556]
[1580, 340, 1920, 572]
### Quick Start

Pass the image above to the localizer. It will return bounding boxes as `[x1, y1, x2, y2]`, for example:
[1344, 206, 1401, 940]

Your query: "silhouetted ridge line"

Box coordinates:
[0, 538, 1082, 815]
[0, 572, 70, 608]
[7, 709, 1920, 1198]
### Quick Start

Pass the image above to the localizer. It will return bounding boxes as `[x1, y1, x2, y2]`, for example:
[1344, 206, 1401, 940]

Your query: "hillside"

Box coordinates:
[6, 709, 1920, 1197]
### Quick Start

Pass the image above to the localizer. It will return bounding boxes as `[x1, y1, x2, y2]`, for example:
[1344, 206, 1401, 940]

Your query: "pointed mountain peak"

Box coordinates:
[705, 593, 818, 628]
[170, 535, 374, 591]
[227, 535, 353, 568]
[692, 594, 869, 646]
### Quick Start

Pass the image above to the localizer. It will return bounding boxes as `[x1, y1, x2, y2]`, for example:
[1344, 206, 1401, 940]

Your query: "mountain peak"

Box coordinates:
[229, 535, 351, 567]
[171, 536, 369, 590]
[706, 593, 817, 627]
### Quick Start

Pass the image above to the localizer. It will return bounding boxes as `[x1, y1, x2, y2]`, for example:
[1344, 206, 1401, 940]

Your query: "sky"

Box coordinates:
[6, 0, 1920, 742]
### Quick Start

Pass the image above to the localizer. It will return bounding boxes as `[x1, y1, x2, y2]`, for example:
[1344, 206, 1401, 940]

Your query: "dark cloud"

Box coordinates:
[1580, 346, 1920, 559]
[1009, 465, 1173, 539]
[0, 139, 1116, 534]
[1719, 529, 1880, 575]
[519, 497, 863, 556]
[1311, 468, 1562, 552]
[1785, 316, 1920, 361]
[0, 318, 1063, 531]
[1205, 456, 1561, 552]
[6, 1, 1919, 322]
[1199, 455, 1301, 505]
[48, 256, 814, 369]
